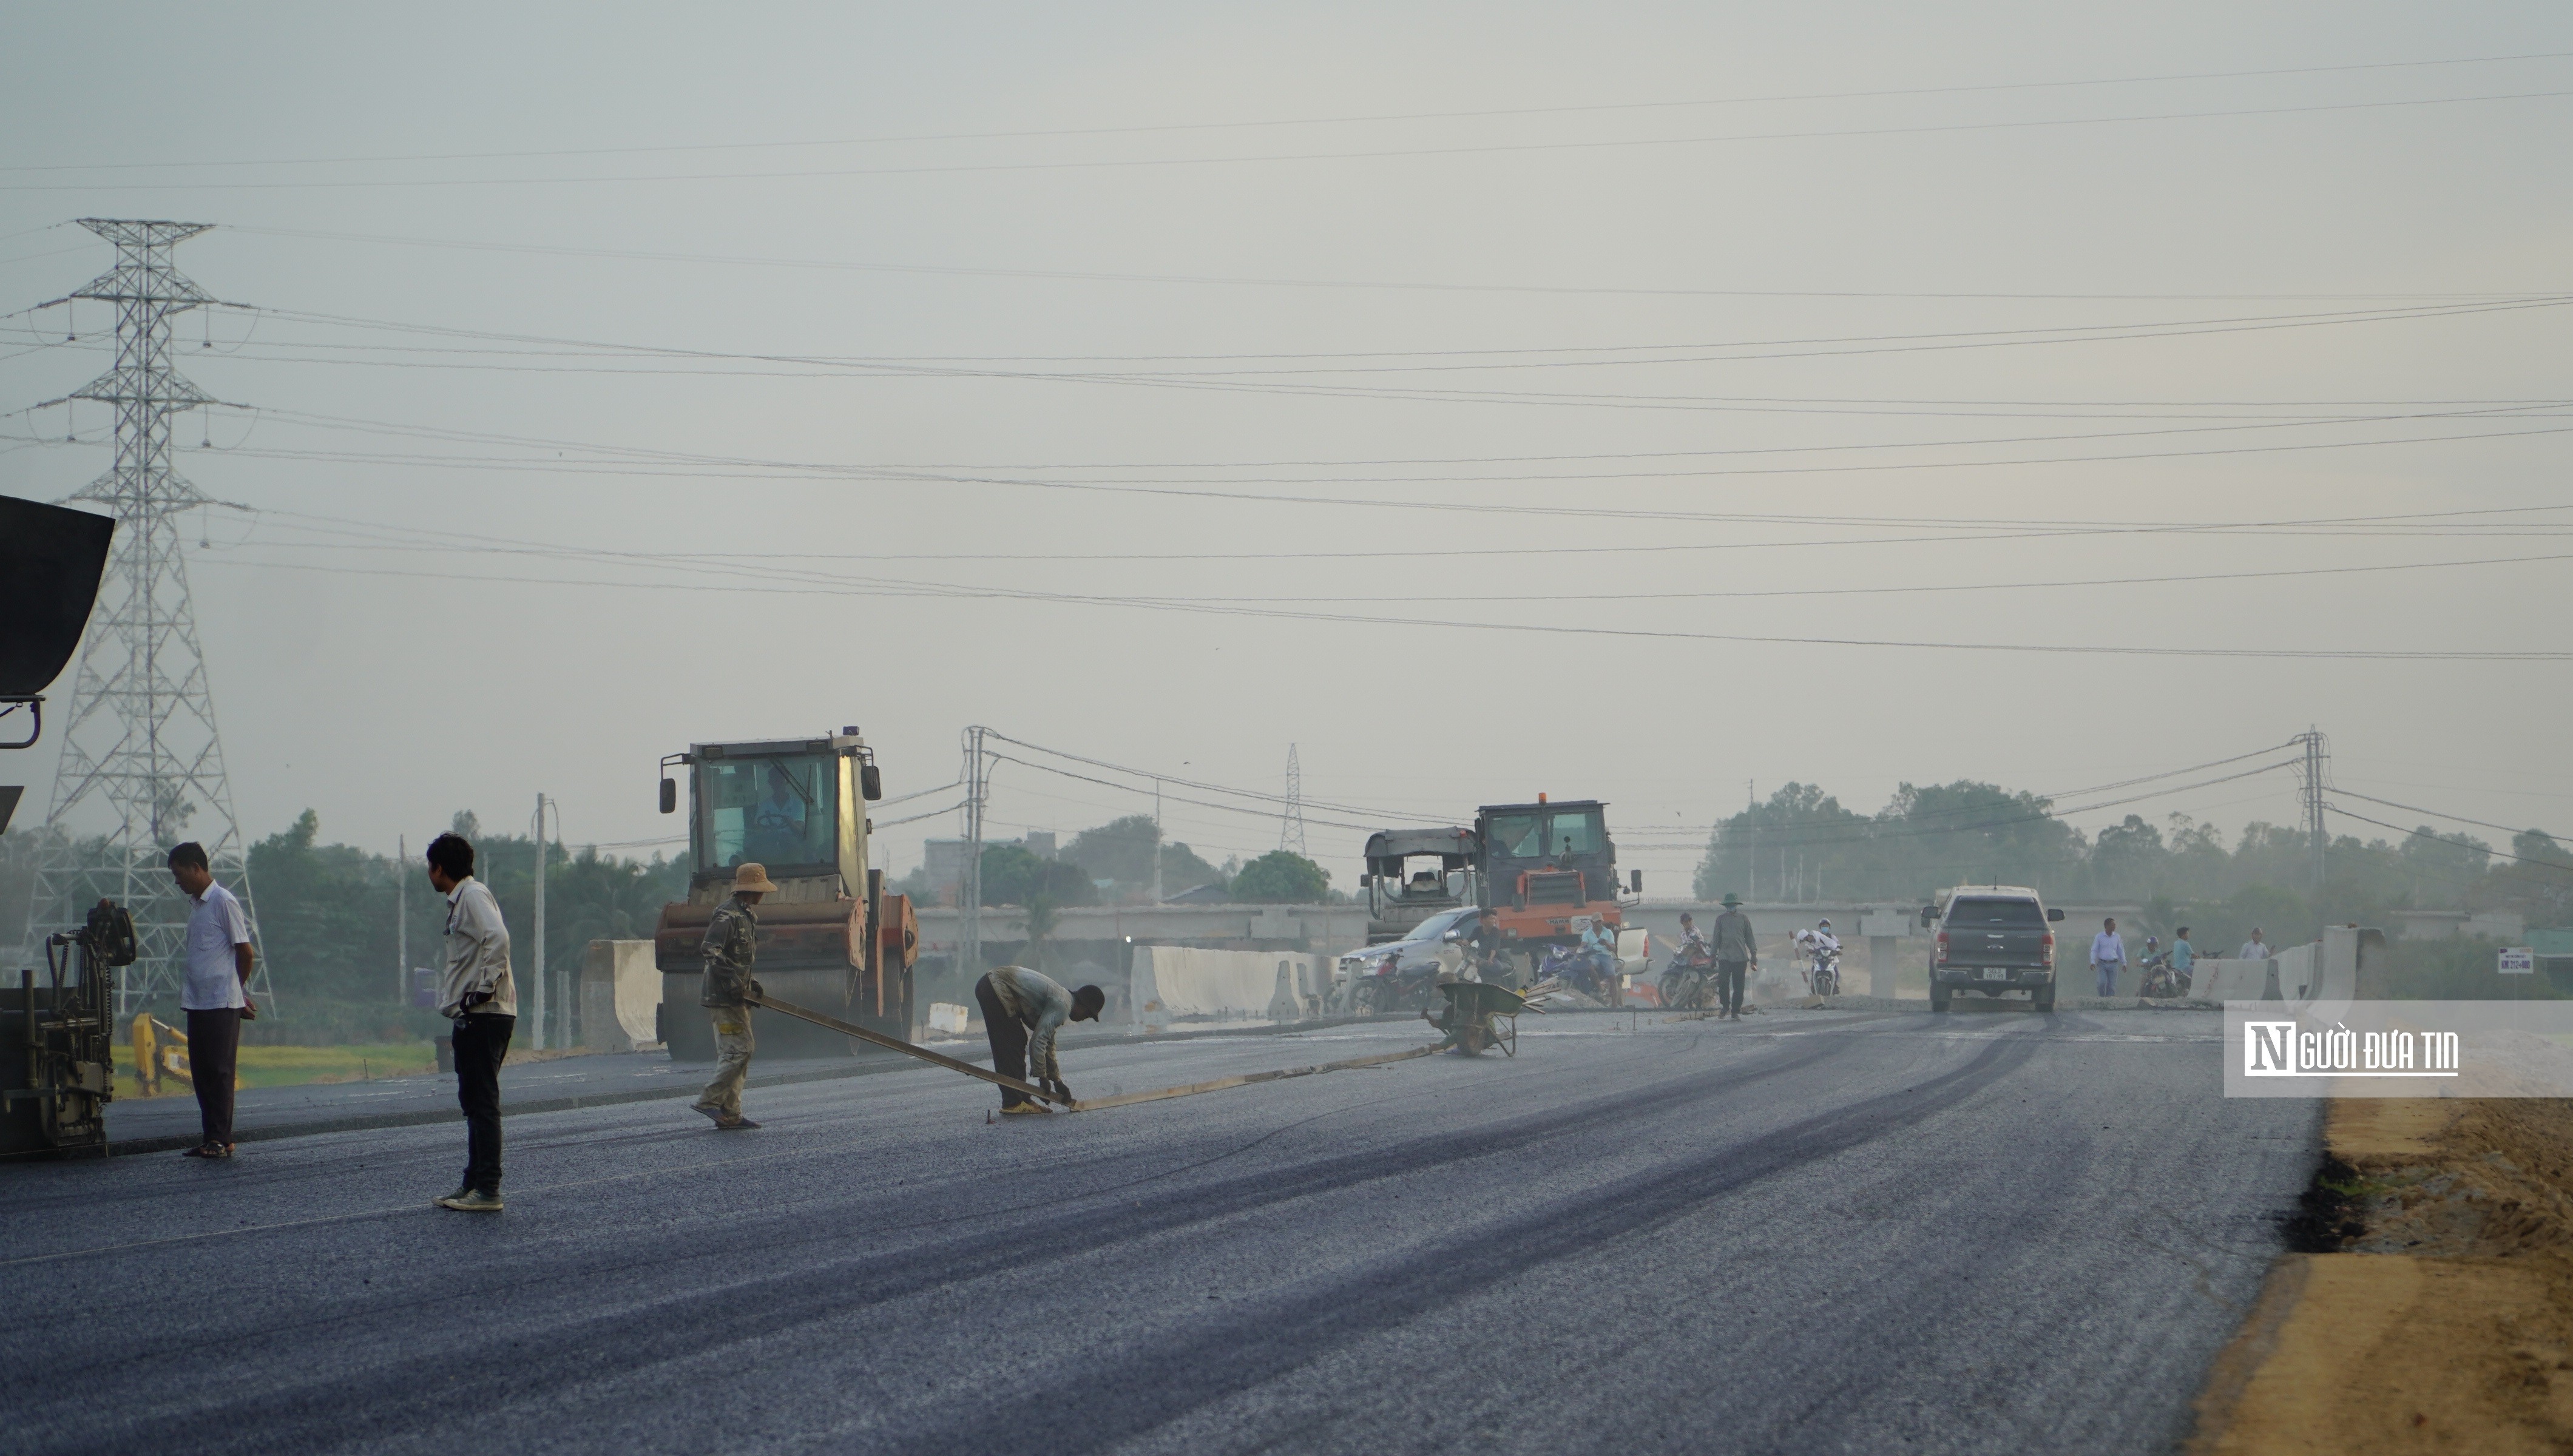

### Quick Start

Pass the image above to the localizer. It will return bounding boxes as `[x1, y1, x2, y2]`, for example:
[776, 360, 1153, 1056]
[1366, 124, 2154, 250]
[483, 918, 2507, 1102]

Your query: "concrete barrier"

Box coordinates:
[1131, 946, 1330, 1022]
[2191, 957, 2276, 1003]
[579, 939, 662, 1051]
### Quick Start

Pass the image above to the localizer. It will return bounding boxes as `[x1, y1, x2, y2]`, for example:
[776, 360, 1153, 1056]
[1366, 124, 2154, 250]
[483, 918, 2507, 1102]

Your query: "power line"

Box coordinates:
[12, 87, 2572, 190]
[983, 730, 1436, 824]
[21, 49, 2572, 174]
[221, 225, 2572, 303]
[184, 556, 2573, 662]
[198, 531, 2573, 604]
[178, 294, 2573, 392]
[2325, 805, 2572, 868]
[2328, 786, 2565, 843]
[158, 403, 2573, 508]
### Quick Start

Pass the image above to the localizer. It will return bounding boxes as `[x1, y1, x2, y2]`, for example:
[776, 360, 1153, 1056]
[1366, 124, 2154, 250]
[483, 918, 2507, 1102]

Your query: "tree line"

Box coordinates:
[1692, 779, 2573, 951]
[894, 813, 1336, 908]
[2, 809, 688, 1044]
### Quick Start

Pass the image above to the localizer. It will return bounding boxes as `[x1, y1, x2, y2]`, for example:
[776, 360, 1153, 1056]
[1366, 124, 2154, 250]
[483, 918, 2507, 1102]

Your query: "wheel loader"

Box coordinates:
[651, 728, 919, 1062]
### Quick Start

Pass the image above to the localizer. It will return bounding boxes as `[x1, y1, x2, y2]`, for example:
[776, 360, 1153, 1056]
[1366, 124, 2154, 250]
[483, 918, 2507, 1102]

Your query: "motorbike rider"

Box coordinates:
[1578, 918, 1619, 999]
[1467, 911, 1513, 983]
[1662, 912, 1714, 1006]
[1800, 918, 1843, 995]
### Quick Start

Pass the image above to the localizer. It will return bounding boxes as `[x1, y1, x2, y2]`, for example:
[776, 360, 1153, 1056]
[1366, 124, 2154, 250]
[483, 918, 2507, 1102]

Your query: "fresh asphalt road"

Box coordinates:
[1, 1007, 2317, 1456]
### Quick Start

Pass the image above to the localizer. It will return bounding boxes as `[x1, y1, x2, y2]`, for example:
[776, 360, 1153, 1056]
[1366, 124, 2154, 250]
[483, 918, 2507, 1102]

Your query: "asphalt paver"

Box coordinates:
[0, 1007, 2318, 1455]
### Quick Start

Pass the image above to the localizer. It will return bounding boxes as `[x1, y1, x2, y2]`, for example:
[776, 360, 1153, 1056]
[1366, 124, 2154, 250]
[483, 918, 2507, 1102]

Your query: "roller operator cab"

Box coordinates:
[1472, 798, 1642, 981]
[1357, 826, 1478, 946]
[1920, 886, 2066, 1013]
[651, 729, 919, 1062]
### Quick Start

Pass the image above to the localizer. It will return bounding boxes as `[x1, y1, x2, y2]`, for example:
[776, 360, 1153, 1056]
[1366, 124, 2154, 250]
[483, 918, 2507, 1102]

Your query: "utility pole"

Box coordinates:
[1279, 744, 1307, 857]
[532, 794, 557, 1049]
[21, 220, 269, 1017]
[961, 727, 988, 979]
[1151, 777, 1163, 905]
[2294, 727, 2330, 892]
[397, 833, 407, 1007]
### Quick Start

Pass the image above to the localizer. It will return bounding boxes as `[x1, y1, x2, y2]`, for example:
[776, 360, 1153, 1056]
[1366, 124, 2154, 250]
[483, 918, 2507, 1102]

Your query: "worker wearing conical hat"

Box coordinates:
[692, 863, 776, 1130]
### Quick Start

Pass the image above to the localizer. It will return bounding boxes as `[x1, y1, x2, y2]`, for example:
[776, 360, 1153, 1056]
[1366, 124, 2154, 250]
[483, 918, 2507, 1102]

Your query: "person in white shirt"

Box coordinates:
[2091, 917, 2128, 998]
[168, 841, 255, 1159]
[2237, 929, 2273, 961]
[428, 832, 518, 1212]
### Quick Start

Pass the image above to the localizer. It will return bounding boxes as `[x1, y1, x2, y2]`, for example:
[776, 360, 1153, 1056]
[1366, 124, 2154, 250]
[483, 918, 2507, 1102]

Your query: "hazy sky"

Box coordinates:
[4, 2, 2568, 896]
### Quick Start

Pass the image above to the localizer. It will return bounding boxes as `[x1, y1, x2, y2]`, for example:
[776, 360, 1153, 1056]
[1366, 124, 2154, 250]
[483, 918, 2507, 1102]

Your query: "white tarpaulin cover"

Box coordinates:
[1131, 946, 1330, 1020]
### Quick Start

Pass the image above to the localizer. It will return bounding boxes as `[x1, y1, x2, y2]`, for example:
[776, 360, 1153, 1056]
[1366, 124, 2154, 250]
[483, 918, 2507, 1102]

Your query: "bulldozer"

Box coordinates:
[651, 729, 919, 1062]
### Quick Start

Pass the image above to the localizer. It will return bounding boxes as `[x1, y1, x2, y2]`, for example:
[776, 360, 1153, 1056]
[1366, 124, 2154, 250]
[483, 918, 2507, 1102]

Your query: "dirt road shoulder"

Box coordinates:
[2190, 1098, 2573, 1454]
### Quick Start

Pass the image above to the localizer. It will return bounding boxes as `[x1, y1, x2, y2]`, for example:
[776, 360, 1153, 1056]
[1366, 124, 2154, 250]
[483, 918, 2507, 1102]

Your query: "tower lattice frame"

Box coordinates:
[23, 219, 269, 1014]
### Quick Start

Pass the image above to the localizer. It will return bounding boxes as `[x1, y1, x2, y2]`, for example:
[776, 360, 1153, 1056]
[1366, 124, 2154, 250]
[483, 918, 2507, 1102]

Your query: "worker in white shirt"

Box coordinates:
[2236, 928, 2272, 961]
[2091, 917, 2129, 999]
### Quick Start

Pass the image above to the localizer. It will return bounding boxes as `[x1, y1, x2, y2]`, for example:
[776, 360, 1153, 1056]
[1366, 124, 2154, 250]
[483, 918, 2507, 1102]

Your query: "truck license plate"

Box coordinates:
[1981, 968, 2009, 981]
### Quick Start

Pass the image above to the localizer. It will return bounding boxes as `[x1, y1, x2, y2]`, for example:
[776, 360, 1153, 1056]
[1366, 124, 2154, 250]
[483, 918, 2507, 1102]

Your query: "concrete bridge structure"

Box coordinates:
[911, 896, 2146, 1003]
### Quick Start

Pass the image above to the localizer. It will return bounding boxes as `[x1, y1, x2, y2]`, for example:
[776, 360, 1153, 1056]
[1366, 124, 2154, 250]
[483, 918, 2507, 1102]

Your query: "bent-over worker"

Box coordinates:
[975, 965, 1105, 1116]
[692, 862, 775, 1131]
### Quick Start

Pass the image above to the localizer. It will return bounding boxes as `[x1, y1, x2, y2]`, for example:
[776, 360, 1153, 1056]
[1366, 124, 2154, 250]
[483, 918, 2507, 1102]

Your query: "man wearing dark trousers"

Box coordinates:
[974, 965, 1105, 1116]
[1711, 891, 1760, 1021]
[169, 841, 255, 1159]
[427, 832, 516, 1212]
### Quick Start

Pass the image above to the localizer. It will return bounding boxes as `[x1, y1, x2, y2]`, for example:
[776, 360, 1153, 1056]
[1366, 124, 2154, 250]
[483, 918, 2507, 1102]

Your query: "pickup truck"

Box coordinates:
[1919, 886, 2065, 1013]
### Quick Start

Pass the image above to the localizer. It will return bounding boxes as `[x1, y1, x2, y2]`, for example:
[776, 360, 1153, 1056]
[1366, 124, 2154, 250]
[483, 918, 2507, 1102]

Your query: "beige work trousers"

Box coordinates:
[698, 1006, 756, 1118]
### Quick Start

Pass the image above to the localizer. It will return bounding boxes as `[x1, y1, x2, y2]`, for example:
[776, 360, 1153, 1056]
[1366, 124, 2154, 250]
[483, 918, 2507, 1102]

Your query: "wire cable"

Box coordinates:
[19, 49, 2572, 174]
[2325, 786, 2565, 844]
[11, 87, 2572, 190]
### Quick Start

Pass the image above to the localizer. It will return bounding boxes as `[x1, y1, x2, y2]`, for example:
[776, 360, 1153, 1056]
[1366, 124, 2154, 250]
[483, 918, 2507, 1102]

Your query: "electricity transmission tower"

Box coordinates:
[1279, 744, 1306, 857]
[22, 220, 268, 1015]
[2293, 727, 2330, 892]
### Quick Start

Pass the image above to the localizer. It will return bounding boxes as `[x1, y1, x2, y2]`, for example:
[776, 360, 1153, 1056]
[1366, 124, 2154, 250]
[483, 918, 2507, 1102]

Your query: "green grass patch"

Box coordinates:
[117, 1041, 439, 1100]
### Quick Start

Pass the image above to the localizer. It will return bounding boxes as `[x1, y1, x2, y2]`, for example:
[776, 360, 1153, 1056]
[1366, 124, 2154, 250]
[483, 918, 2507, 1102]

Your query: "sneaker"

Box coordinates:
[435, 1185, 471, 1205]
[999, 1102, 1050, 1117]
[690, 1103, 728, 1126]
[714, 1116, 761, 1131]
[181, 1142, 233, 1159]
[435, 1189, 505, 1213]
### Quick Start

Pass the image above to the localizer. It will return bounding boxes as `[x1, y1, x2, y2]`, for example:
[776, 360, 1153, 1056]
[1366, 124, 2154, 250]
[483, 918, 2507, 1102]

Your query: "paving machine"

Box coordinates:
[1472, 797, 1640, 983]
[652, 729, 919, 1062]
[1358, 826, 1478, 945]
[1, 900, 136, 1157]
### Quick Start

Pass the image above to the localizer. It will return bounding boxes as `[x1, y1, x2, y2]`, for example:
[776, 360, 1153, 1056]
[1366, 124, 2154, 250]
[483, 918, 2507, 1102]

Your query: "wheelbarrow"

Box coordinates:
[1424, 978, 1532, 1057]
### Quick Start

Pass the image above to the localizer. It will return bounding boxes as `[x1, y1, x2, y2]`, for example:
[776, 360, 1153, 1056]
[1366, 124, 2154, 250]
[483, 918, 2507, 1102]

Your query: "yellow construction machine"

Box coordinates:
[651, 729, 919, 1061]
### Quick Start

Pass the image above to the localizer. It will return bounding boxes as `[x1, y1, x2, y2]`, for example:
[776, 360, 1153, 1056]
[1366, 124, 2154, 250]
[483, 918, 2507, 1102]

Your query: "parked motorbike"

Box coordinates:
[2137, 949, 2192, 1000]
[1660, 943, 1716, 1011]
[1540, 943, 1621, 1003]
[1347, 948, 1441, 1015]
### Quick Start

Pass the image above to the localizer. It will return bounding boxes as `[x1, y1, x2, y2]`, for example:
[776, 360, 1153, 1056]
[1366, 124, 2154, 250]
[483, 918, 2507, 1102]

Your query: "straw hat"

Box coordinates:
[731, 863, 780, 895]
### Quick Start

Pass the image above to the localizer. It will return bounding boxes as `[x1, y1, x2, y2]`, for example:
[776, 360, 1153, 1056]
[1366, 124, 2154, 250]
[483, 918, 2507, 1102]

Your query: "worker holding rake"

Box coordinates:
[975, 965, 1105, 1116]
[692, 863, 775, 1130]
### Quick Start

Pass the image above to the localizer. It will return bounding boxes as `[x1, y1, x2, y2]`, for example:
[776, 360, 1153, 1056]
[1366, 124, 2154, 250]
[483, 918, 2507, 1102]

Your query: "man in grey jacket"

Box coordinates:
[975, 965, 1106, 1115]
[1710, 892, 1760, 1020]
[428, 832, 516, 1212]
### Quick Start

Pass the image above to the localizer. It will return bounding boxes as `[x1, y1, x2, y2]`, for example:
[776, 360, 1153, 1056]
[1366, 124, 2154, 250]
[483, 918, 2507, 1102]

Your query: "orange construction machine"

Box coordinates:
[1472, 796, 1640, 975]
[651, 729, 919, 1061]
